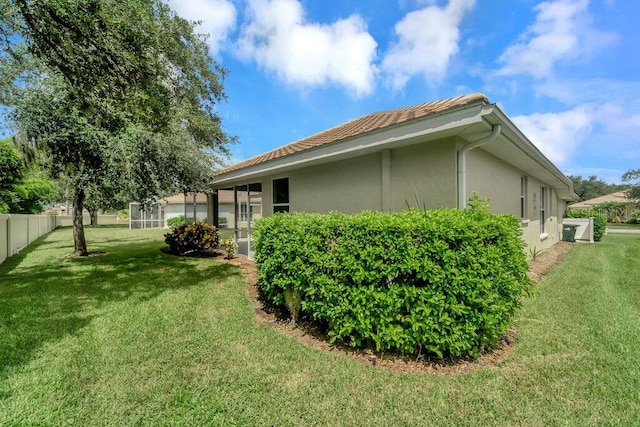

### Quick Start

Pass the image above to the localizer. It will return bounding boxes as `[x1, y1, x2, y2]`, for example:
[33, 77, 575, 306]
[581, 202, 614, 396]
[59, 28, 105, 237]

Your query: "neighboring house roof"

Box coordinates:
[219, 93, 488, 174]
[569, 191, 636, 209]
[161, 191, 257, 205]
[163, 192, 208, 204]
[216, 189, 258, 204]
[212, 93, 576, 200]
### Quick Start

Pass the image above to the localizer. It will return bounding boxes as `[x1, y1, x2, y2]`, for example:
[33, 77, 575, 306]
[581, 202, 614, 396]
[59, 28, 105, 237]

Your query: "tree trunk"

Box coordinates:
[73, 185, 88, 256]
[89, 207, 98, 227]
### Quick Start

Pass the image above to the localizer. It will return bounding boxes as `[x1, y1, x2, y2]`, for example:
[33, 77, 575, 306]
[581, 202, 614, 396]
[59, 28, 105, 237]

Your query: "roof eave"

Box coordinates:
[481, 105, 577, 201]
[211, 103, 487, 188]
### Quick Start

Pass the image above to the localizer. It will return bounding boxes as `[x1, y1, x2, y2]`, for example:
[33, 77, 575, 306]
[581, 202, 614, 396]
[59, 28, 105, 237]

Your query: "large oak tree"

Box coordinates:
[1, 0, 233, 255]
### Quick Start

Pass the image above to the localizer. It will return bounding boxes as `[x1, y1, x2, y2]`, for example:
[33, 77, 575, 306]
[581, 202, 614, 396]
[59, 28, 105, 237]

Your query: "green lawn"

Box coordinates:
[607, 222, 640, 229]
[1, 228, 639, 425]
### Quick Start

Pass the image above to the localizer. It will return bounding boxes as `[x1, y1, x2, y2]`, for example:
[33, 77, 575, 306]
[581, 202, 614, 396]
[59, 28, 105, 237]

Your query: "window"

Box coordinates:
[239, 204, 253, 222]
[540, 186, 546, 233]
[520, 176, 527, 219]
[273, 178, 289, 213]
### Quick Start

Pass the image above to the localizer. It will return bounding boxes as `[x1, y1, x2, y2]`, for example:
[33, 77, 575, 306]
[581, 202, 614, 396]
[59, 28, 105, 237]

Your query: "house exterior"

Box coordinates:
[209, 94, 576, 257]
[213, 189, 262, 229]
[568, 191, 637, 220]
[164, 193, 209, 224]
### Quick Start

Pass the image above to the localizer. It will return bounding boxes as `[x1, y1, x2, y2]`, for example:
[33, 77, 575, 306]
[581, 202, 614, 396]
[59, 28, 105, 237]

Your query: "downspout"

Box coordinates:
[457, 124, 501, 209]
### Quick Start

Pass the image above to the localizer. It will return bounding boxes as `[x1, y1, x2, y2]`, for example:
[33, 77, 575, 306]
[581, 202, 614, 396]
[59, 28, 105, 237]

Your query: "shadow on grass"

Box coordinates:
[55, 223, 129, 229]
[0, 236, 239, 384]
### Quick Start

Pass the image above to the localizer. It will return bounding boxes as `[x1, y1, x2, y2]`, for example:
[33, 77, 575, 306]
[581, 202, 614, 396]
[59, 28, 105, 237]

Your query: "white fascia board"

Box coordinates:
[211, 105, 486, 188]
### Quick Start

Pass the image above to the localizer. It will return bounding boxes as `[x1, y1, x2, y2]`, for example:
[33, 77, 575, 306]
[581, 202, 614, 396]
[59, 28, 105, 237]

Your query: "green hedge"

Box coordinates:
[167, 215, 186, 228]
[254, 205, 529, 358]
[564, 209, 607, 241]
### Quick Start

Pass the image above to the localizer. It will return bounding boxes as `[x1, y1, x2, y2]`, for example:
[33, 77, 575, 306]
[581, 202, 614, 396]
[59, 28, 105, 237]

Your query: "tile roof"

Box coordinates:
[569, 191, 635, 208]
[218, 93, 489, 175]
[163, 192, 208, 204]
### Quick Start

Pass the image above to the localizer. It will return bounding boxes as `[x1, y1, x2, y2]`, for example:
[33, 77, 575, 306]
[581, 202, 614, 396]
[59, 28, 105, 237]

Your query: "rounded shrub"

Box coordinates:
[254, 205, 530, 359]
[164, 220, 220, 256]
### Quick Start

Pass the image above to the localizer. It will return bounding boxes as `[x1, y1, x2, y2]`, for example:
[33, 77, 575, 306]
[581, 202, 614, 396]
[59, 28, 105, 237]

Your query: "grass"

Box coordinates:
[607, 222, 640, 229]
[1, 228, 639, 425]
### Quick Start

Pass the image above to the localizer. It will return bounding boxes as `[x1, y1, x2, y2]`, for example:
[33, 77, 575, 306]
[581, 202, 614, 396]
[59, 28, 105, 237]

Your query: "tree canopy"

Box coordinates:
[1, 0, 234, 255]
[0, 137, 23, 212]
[622, 169, 640, 200]
[568, 175, 626, 202]
[0, 136, 56, 213]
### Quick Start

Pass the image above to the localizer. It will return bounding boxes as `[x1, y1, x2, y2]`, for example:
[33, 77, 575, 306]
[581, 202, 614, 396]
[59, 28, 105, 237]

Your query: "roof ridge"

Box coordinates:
[217, 93, 488, 175]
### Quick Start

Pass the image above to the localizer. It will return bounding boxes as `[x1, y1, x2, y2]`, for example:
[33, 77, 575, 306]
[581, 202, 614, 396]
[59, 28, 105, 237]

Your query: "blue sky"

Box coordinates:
[167, 0, 639, 184]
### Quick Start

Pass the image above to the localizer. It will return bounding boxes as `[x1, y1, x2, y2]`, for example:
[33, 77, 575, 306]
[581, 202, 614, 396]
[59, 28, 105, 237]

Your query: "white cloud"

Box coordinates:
[167, 0, 237, 55]
[381, 0, 476, 89]
[237, 0, 378, 97]
[537, 77, 640, 149]
[513, 105, 594, 166]
[497, 0, 617, 78]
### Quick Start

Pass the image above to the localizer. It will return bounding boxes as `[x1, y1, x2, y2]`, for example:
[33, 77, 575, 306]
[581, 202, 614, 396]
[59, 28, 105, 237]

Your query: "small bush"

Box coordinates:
[627, 210, 640, 224]
[117, 209, 129, 221]
[255, 205, 529, 359]
[164, 221, 220, 256]
[221, 237, 238, 259]
[565, 209, 607, 241]
[167, 215, 186, 228]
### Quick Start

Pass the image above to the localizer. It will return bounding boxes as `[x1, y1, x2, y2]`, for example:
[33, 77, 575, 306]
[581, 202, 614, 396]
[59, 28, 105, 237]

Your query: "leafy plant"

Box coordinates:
[627, 210, 640, 225]
[167, 215, 186, 228]
[254, 205, 530, 359]
[221, 237, 238, 259]
[528, 245, 542, 261]
[597, 201, 625, 222]
[164, 221, 220, 256]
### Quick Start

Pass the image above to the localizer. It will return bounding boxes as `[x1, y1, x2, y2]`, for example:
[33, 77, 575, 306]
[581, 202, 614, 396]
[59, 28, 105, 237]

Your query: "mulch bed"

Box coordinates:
[216, 242, 574, 374]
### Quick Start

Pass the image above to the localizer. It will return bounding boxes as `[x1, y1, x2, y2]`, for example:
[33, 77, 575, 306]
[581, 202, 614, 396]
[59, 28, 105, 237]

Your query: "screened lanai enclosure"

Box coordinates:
[214, 184, 262, 258]
[128, 201, 166, 229]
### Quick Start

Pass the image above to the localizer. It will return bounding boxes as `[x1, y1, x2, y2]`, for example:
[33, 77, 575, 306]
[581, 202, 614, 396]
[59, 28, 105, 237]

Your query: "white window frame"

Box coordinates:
[540, 186, 547, 234]
[520, 176, 528, 219]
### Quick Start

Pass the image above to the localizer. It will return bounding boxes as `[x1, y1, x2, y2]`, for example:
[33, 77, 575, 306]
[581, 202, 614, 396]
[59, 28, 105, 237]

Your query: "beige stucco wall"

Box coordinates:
[389, 138, 458, 211]
[219, 137, 570, 254]
[260, 138, 458, 215]
[165, 203, 208, 221]
[465, 149, 563, 251]
[465, 149, 521, 216]
[289, 152, 383, 214]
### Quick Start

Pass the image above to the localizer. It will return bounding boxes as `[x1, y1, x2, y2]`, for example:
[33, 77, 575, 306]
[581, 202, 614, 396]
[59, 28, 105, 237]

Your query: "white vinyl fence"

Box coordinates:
[563, 218, 595, 243]
[0, 214, 124, 265]
[54, 215, 121, 227]
[0, 214, 58, 265]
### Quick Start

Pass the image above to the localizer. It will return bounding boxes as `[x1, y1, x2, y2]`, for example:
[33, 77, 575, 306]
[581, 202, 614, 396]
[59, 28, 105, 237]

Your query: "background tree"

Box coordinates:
[568, 175, 626, 202]
[0, 137, 23, 212]
[622, 169, 640, 200]
[0, 136, 56, 213]
[2, 0, 233, 255]
[9, 173, 57, 213]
